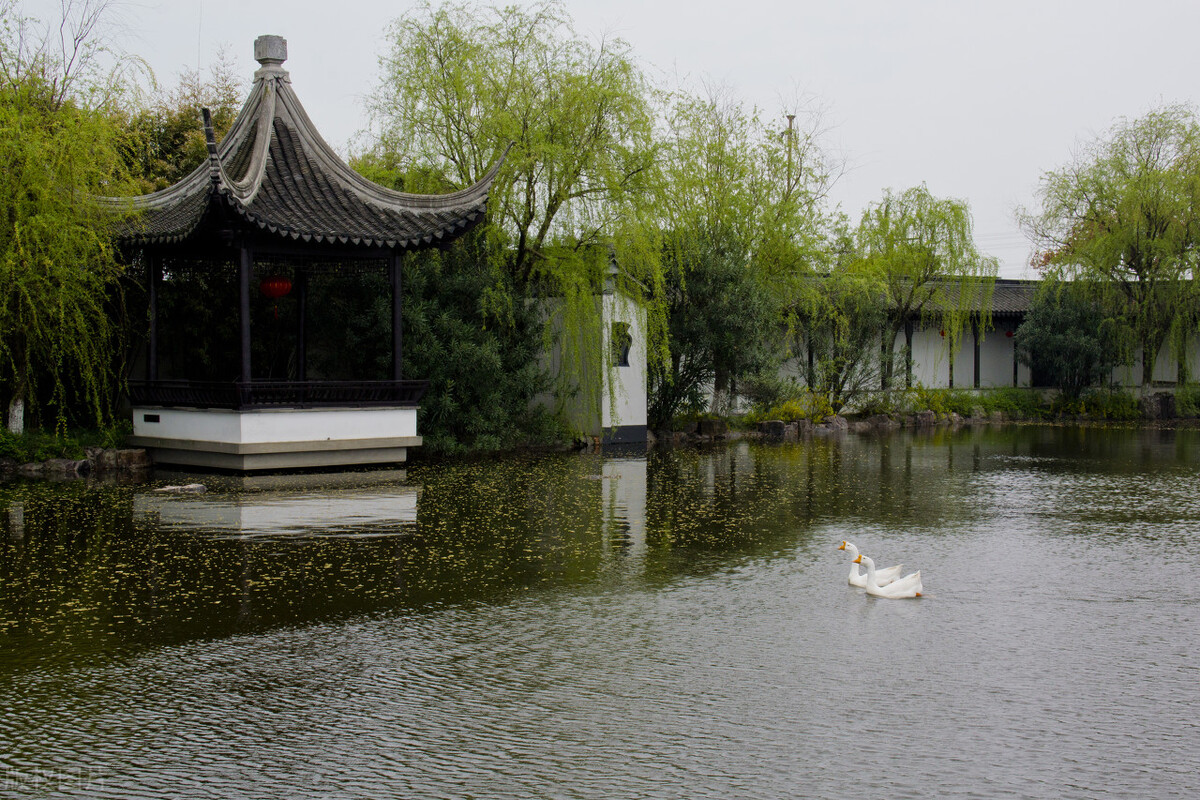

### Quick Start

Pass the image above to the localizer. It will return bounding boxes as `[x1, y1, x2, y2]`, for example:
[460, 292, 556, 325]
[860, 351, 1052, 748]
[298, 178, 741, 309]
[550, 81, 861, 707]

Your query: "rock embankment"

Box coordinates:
[754, 409, 1013, 440]
[0, 448, 150, 480]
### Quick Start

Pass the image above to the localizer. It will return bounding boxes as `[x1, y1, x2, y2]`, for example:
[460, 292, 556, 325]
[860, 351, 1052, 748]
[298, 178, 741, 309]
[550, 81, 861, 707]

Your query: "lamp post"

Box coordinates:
[785, 114, 795, 196]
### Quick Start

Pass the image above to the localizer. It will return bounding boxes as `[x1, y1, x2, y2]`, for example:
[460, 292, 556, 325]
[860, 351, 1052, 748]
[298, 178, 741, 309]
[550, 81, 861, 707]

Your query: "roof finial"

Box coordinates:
[254, 35, 287, 68]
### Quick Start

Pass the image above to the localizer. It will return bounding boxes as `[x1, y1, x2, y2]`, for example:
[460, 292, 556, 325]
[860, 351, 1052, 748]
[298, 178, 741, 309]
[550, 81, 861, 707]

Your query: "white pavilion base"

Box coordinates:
[128, 406, 422, 471]
[133, 470, 420, 536]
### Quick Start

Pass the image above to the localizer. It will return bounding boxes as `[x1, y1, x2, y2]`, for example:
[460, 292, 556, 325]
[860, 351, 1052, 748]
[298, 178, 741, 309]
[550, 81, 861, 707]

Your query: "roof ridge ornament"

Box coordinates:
[253, 35, 288, 80]
[201, 107, 221, 185]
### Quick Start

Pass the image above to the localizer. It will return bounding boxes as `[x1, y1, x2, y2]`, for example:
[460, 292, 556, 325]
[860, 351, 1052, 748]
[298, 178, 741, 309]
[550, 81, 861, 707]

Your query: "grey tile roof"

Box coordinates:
[989, 279, 1038, 315]
[100, 47, 505, 251]
[918, 278, 1037, 317]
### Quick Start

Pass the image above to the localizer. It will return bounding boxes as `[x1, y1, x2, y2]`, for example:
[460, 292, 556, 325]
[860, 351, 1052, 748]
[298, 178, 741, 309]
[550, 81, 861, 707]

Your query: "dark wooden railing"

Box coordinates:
[129, 380, 428, 409]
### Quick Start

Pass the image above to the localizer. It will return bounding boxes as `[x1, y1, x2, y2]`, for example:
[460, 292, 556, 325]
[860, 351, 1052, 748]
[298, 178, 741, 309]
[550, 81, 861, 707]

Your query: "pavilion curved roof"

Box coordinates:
[101, 36, 506, 252]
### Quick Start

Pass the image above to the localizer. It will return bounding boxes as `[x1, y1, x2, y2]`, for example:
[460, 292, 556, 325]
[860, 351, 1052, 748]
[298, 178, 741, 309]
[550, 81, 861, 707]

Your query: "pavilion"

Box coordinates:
[104, 35, 504, 470]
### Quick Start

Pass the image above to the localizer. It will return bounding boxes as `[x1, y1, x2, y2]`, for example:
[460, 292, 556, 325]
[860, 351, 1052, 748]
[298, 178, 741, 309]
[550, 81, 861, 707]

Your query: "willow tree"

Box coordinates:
[0, 1, 134, 433]
[652, 88, 837, 419]
[796, 266, 886, 413]
[365, 0, 662, 436]
[1021, 105, 1200, 389]
[368, 0, 658, 288]
[851, 185, 997, 390]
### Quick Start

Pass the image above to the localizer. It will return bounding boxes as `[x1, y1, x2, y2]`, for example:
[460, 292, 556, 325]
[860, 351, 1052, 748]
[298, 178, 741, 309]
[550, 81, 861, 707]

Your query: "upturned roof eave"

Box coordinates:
[98, 42, 509, 250]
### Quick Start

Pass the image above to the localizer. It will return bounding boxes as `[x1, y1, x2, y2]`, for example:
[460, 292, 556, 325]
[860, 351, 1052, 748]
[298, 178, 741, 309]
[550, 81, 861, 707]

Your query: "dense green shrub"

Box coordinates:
[852, 386, 1051, 420]
[738, 372, 806, 412]
[1015, 283, 1125, 400]
[1176, 384, 1200, 417]
[743, 392, 834, 424]
[853, 391, 902, 417]
[976, 387, 1049, 419]
[0, 426, 124, 462]
[402, 232, 569, 455]
[1079, 390, 1141, 420]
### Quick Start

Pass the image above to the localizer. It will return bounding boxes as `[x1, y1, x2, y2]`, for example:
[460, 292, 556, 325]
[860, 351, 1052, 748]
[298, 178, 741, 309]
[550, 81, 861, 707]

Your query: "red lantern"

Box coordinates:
[1005, 330, 1014, 338]
[259, 275, 292, 319]
[259, 275, 292, 299]
[939, 329, 945, 338]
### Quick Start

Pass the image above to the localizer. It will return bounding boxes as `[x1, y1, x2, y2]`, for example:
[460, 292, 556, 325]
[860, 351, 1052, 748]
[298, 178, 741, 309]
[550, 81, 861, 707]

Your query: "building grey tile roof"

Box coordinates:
[989, 279, 1038, 316]
[99, 35, 506, 251]
[919, 278, 1038, 317]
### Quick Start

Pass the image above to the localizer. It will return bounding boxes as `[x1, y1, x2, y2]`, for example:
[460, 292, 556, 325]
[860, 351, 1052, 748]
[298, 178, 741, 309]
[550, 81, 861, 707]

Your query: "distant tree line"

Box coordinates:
[4, 0, 1199, 445]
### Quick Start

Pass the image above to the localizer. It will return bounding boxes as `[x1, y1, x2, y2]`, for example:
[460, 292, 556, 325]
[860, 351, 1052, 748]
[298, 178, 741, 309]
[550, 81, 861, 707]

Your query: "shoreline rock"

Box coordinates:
[1, 448, 150, 482]
[85, 447, 151, 473]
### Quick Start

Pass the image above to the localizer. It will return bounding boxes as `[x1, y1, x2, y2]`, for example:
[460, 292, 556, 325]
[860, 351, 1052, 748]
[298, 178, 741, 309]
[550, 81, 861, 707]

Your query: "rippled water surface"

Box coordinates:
[3, 426, 1200, 799]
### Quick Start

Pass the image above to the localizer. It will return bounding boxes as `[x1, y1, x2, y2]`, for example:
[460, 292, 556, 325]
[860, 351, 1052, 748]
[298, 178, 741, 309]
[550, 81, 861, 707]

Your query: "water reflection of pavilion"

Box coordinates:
[134, 470, 419, 539]
[601, 457, 648, 570]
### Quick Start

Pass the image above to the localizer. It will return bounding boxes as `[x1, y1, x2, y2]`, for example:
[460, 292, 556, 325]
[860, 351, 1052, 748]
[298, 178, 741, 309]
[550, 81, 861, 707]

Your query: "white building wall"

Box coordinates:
[978, 327, 1017, 387]
[133, 406, 418, 443]
[785, 307, 1200, 396]
[886, 322, 1029, 390]
[1106, 336, 1200, 387]
[1188, 337, 1200, 381]
[531, 291, 648, 440]
[601, 292, 648, 431]
[910, 324, 949, 387]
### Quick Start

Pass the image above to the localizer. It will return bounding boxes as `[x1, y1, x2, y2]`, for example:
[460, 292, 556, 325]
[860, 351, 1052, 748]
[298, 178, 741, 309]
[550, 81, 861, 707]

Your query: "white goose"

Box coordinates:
[837, 541, 903, 588]
[855, 554, 923, 599]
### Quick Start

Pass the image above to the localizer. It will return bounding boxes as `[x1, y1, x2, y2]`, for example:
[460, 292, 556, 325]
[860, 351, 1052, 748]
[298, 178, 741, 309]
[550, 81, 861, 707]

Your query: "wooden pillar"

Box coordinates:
[296, 271, 308, 381]
[390, 251, 403, 381]
[948, 338, 955, 389]
[239, 243, 253, 384]
[973, 319, 981, 389]
[147, 252, 160, 382]
[1013, 339, 1019, 387]
[806, 337, 814, 389]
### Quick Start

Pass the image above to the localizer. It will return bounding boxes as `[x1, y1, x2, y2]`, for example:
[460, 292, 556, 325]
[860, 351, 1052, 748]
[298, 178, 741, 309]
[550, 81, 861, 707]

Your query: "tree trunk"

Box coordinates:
[6, 394, 24, 435]
[1142, 333, 1161, 392]
[711, 366, 730, 415]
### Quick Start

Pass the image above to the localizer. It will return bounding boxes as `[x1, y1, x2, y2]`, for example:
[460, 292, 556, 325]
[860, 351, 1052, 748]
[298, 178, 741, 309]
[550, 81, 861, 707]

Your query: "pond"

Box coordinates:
[2, 426, 1200, 799]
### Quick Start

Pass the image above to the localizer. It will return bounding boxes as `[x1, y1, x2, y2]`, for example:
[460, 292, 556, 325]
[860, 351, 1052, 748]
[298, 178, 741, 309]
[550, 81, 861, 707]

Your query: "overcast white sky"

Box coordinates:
[19, 0, 1200, 277]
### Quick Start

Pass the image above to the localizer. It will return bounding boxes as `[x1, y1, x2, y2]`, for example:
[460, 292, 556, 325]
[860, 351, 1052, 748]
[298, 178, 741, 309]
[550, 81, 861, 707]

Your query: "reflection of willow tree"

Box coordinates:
[0, 459, 615, 663]
[0, 483, 145, 662]
[643, 436, 995, 546]
[7, 431, 1198, 670]
[402, 455, 610, 598]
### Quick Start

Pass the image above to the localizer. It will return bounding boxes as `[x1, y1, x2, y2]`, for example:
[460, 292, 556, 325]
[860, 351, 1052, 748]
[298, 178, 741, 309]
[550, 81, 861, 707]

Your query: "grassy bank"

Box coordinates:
[738, 386, 1182, 427]
[0, 424, 131, 464]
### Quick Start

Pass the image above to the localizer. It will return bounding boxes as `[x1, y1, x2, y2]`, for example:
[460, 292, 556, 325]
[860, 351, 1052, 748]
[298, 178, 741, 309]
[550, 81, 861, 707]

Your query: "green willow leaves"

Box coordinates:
[1022, 105, 1200, 388]
[0, 1, 136, 432]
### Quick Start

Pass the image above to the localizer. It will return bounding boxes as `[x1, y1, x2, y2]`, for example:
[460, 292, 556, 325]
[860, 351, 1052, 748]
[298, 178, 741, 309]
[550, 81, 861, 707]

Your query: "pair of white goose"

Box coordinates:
[837, 541, 923, 599]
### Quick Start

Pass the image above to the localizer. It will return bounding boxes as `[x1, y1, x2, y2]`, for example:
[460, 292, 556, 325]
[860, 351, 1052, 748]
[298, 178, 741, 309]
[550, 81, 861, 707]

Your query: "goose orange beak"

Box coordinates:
[853, 554, 862, 563]
[837, 541, 846, 550]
